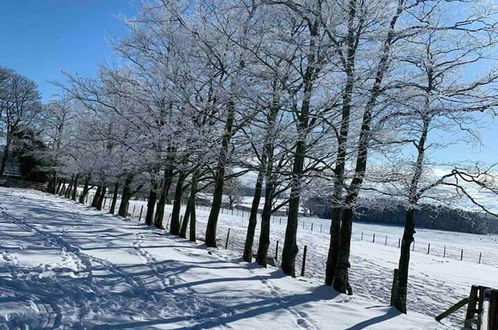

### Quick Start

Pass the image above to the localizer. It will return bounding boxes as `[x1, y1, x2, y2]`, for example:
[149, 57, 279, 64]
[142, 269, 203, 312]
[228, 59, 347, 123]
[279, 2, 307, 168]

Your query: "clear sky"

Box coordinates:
[0, 0, 136, 102]
[1, 0, 496, 165]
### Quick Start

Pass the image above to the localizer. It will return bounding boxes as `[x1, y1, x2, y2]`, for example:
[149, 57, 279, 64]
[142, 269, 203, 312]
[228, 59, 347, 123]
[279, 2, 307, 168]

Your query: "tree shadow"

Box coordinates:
[94, 285, 340, 329]
[345, 307, 399, 330]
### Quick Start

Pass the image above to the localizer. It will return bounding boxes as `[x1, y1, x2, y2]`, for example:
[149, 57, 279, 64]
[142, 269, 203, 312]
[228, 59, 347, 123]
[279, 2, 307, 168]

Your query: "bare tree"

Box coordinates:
[384, 6, 498, 312]
[0, 68, 42, 177]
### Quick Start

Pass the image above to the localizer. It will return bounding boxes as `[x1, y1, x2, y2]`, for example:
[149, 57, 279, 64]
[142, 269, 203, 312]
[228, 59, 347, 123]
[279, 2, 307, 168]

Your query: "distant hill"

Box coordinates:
[304, 197, 497, 235]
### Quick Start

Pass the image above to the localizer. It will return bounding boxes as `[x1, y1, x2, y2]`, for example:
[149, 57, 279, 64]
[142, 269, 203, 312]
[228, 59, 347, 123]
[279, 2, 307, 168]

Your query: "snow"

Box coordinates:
[118, 195, 498, 328]
[189, 209, 498, 327]
[0, 187, 442, 329]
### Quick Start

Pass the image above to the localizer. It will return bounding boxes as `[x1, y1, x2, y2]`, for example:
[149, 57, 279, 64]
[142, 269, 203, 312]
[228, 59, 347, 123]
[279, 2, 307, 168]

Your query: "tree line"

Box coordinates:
[3, 0, 498, 314]
[305, 196, 495, 235]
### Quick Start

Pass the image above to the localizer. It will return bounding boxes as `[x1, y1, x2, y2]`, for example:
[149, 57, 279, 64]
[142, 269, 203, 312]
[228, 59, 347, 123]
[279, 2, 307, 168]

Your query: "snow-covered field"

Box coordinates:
[116, 194, 498, 328]
[0, 187, 443, 329]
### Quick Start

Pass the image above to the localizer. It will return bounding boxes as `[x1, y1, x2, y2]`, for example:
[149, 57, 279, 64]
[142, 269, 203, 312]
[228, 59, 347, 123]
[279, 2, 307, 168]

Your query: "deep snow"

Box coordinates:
[0, 187, 442, 329]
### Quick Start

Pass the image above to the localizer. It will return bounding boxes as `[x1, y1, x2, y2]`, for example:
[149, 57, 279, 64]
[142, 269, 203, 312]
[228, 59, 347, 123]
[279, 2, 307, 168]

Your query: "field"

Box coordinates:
[0, 187, 440, 329]
[3, 187, 498, 328]
[122, 196, 498, 327]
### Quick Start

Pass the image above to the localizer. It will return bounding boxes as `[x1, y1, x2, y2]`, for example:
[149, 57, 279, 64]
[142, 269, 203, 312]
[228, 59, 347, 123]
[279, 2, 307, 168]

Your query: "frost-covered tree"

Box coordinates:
[36, 0, 498, 313]
[380, 3, 498, 312]
[0, 68, 42, 177]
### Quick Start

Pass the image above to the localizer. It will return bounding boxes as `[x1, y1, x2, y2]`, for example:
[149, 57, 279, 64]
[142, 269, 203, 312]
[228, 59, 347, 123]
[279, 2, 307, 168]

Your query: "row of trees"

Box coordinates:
[33, 0, 498, 314]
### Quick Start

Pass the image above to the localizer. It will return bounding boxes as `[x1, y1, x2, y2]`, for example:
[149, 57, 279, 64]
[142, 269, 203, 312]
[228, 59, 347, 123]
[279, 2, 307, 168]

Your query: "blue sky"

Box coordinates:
[1, 0, 496, 165]
[0, 0, 136, 102]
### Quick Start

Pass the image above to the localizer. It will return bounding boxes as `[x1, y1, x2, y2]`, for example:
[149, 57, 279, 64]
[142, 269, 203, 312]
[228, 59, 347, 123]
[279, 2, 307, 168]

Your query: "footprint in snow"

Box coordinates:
[298, 311, 308, 318]
[297, 318, 309, 328]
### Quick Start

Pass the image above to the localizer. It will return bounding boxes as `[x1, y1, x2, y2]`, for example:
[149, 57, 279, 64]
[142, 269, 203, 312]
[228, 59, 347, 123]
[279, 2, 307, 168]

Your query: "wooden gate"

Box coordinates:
[436, 285, 498, 330]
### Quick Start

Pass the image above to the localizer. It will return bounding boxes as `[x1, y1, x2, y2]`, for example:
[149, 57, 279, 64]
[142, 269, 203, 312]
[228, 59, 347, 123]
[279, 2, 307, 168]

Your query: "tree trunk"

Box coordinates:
[391, 208, 416, 313]
[59, 182, 66, 196]
[243, 79, 279, 263]
[154, 166, 174, 229]
[145, 181, 158, 226]
[97, 185, 106, 210]
[325, 207, 342, 286]
[91, 183, 102, 208]
[204, 162, 225, 247]
[333, 0, 404, 294]
[71, 174, 79, 201]
[205, 100, 235, 247]
[326, 42, 355, 285]
[256, 176, 274, 267]
[189, 170, 199, 242]
[180, 198, 191, 238]
[79, 175, 91, 204]
[48, 171, 58, 194]
[391, 116, 428, 312]
[333, 206, 354, 294]
[243, 170, 264, 262]
[118, 175, 133, 217]
[170, 171, 187, 236]
[56, 179, 64, 195]
[110, 181, 119, 214]
[281, 140, 306, 276]
[65, 175, 74, 199]
[281, 48, 314, 276]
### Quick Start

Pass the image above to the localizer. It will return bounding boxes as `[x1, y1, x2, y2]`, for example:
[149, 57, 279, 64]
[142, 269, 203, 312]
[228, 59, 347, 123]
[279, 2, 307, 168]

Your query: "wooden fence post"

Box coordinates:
[443, 246, 446, 258]
[465, 285, 479, 328]
[489, 289, 498, 330]
[301, 245, 308, 277]
[132, 205, 136, 218]
[398, 238, 401, 248]
[225, 228, 231, 250]
[385, 236, 388, 246]
[311, 223, 314, 231]
[275, 240, 279, 260]
[373, 233, 375, 243]
[427, 243, 430, 255]
[361, 232, 363, 240]
[461, 249, 464, 261]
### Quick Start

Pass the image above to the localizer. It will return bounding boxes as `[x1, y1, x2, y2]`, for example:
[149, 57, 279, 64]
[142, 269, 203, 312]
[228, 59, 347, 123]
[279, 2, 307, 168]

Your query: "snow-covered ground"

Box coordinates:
[0, 187, 443, 329]
[113, 194, 498, 328]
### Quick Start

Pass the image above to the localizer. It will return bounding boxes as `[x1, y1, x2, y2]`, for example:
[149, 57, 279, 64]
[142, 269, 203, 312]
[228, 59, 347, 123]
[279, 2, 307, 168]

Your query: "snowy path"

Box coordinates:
[0, 188, 441, 329]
